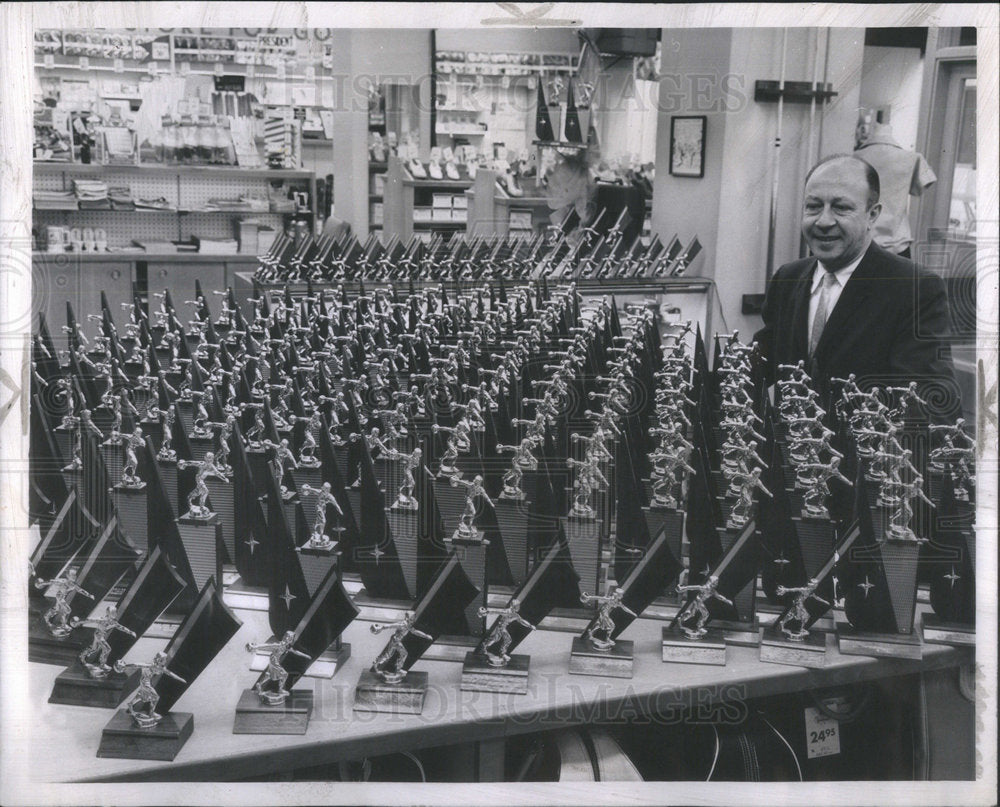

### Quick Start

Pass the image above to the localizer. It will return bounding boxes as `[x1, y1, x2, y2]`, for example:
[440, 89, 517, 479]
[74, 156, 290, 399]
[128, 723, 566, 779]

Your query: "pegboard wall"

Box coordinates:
[34, 208, 181, 248]
[180, 211, 285, 242]
[33, 167, 311, 250]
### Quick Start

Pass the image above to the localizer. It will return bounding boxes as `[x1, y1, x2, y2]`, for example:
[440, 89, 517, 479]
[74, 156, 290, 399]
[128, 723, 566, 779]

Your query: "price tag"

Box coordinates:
[43, 53, 55, 68]
[113, 57, 124, 73]
[78, 56, 89, 70]
[147, 61, 158, 76]
[179, 61, 191, 76]
[214, 62, 224, 76]
[803, 706, 841, 759]
[304, 64, 315, 80]
[275, 60, 286, 79]
[246, 63, 255, 78]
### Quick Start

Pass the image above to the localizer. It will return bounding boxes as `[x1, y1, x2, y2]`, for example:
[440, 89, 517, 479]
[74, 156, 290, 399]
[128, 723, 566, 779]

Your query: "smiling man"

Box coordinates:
[754, 154, 959, 417]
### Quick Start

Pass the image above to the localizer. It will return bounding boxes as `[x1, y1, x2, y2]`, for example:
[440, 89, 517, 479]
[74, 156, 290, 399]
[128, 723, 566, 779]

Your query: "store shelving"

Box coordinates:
[382, 156, 473, 242]
[33, 162, 317, 272]
[34, 162, 315, 180]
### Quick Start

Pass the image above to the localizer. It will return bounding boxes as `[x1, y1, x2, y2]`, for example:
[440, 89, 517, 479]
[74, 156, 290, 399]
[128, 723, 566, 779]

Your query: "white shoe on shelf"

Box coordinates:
[428, 147, 444, 180]
[409, 158, 427, 179]
[443, 148, 460, 180]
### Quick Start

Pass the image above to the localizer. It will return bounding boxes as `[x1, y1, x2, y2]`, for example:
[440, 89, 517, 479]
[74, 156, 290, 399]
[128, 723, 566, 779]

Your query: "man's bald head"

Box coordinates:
[805, 154, 881, 210]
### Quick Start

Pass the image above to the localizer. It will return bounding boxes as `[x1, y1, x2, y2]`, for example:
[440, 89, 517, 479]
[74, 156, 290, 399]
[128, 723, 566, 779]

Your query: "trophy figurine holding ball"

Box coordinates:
[368, 612, 433, 685]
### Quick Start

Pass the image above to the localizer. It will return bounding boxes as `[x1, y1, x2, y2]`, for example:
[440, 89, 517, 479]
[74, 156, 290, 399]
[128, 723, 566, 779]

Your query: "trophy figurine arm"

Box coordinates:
[411, 628, 433, 642]
[163, 669, 187, 684]
[73, 585, 97, 600]
[579, 592, 596, 605]
[620, 605, 638, 618]
[713, 592, 734, 607]
[287, 647, 312, 660]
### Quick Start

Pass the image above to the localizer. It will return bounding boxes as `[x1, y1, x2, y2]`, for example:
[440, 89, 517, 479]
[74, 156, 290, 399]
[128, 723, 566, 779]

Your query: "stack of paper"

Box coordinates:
[73, 179, 111, 210]
[109, 185, 135, 210]
[194, 236, 238, 255]
[34, 189, 78, 210]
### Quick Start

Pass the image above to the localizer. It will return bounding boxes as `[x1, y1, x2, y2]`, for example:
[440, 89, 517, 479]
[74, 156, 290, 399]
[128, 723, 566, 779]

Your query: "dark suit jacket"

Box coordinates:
[754, 241, 960, 417]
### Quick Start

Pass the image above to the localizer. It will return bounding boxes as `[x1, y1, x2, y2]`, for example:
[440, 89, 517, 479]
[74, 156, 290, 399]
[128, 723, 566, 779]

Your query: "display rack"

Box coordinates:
[33, 162, 316, 249]
[466, 168, 652, 245]
[382, 155, 472, 243]
[368, 161, 388, 235]
[465, 168, 553, 238]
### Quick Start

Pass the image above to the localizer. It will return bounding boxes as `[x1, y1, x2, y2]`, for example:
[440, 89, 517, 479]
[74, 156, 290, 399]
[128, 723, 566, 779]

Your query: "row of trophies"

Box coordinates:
[251, 226, 702, 285]
[28, 272, 974, 762]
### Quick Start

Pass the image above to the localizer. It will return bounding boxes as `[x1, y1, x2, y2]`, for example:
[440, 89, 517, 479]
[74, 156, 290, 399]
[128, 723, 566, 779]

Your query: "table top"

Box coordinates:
[27, 599, 970, 783]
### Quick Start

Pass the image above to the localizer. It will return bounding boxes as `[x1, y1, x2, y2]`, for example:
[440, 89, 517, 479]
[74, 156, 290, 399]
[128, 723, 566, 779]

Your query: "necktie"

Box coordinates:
[808, 271, 838, 358]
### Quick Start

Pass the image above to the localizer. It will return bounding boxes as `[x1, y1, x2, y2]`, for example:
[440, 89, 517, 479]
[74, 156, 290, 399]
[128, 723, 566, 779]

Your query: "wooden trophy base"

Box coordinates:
[836, 623, 923, 660]
[759, 625, 829, 668]
[233, 688, 313, 735]
[49, 659, 140, 708]
[461, 651, 530, 694]
[28, 611, 87, 666]
[353, 669, 428, 715]
[661, 625, 727, 666]
[568, 637, 634, 679]
[97, 709, 194, 761]
[920, 613, 975, 647]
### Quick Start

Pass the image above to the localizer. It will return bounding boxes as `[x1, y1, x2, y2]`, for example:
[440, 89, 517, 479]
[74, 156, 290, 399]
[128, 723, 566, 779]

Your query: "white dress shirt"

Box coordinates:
[807, 252, 865, 338]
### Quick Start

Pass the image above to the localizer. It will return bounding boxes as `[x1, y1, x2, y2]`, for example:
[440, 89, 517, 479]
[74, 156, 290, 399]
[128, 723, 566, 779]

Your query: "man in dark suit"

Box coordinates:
[754, 154, 959, 418]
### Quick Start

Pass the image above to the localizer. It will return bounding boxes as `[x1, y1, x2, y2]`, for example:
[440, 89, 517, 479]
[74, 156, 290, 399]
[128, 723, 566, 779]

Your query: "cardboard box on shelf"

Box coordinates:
[237, 220, 259, 254]
[509, 210, 533, 230]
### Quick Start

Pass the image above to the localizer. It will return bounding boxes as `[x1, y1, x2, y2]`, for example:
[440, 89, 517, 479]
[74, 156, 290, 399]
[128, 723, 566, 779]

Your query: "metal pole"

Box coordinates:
[765, 29, 789, 281]
[800, 28, 824, 259]
[817, 28, 831, 160]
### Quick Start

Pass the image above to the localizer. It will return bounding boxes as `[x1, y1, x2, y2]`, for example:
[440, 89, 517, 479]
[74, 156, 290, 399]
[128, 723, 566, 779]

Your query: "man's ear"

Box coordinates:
[867, 201, 883, 226]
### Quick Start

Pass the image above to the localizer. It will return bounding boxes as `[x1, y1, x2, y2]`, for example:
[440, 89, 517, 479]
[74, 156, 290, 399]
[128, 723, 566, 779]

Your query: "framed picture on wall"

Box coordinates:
[669, 115, 706, 178]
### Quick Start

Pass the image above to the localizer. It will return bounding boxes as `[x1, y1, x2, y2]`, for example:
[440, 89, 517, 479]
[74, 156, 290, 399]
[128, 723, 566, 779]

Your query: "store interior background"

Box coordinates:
[32, 25, 976, 383]
[256, 26, 968, 339]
